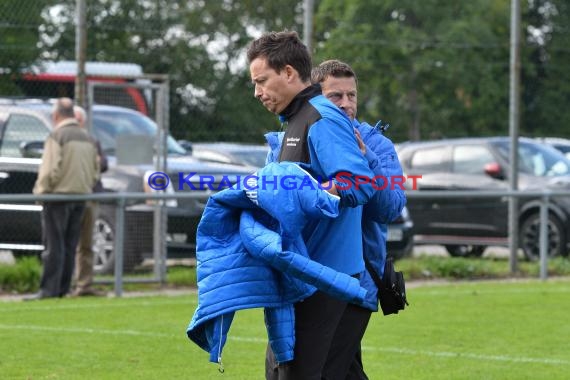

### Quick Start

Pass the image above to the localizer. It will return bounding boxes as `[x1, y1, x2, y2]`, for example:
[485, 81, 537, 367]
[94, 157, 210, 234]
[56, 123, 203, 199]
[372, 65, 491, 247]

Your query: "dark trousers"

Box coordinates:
[265, 290, 348, 380]
[323, 303, 372, 380]
[40, 201, 85, 297]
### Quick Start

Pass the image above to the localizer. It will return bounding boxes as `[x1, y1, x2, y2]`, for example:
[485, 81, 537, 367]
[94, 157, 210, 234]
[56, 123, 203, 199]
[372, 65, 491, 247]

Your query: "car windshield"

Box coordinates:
[93, 110, 186, 155]
[493, 140, 570, 177]
[231, 150, 268, 168]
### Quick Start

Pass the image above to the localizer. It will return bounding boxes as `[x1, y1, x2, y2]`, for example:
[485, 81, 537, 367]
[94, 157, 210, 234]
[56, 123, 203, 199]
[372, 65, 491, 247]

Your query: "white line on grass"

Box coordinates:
[226, 336, 570, 367]
[0, 298, 195, 313]
[0, 324, 177, 338]
[2, 324, 568, 367]
[361, 346, 570, 366]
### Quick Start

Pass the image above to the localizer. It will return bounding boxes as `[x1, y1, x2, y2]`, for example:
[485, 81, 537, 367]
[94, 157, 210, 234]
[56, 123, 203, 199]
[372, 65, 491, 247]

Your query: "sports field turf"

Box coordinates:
[1, 279, 569, 379]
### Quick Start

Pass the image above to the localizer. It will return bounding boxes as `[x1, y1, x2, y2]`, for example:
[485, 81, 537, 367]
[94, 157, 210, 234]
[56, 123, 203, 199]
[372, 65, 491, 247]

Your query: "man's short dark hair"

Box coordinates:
[247, 31, 312, 83]
[311, 60, 358, 85]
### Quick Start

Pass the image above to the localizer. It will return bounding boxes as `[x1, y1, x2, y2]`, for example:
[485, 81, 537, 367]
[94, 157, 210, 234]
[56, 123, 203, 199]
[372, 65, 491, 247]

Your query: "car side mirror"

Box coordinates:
[19, 141, 45, 158]
[484, 162, 504, 180]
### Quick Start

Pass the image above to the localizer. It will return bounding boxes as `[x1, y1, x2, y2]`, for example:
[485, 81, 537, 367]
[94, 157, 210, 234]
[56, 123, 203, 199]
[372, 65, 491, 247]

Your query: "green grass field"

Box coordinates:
[1, 279, 569, 379]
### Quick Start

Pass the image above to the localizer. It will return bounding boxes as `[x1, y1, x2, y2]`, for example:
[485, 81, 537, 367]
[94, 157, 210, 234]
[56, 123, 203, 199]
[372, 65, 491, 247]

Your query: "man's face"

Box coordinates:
[320, 76, 358, 120]
[250, 57, 292, 114]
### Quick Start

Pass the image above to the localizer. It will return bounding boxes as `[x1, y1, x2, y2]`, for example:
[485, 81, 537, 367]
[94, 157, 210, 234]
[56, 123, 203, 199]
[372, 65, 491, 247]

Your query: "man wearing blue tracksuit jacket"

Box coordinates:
[313, 60, 407, 379]
[248, 32, 376, 379]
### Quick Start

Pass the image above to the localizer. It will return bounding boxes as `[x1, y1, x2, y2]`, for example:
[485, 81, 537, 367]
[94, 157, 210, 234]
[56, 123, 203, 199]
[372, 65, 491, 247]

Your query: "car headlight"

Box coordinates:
[143, 170, 178, 207]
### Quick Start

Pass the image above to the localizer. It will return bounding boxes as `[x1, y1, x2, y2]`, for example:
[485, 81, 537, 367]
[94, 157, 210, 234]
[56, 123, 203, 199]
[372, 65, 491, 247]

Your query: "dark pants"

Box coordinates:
[323, 303, 372, 380]
[40, 201, 85, 297]
[265, 290, 348, 380]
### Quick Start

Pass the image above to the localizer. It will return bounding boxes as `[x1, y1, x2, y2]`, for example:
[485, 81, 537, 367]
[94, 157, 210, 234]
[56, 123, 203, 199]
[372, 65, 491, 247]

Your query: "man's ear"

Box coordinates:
[284, 65, 297, 82]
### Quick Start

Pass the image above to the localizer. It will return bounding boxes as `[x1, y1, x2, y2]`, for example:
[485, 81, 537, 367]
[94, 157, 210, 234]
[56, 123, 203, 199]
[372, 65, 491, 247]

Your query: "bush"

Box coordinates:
[397, 255, 570, 280]
[0, 256, 40, 293]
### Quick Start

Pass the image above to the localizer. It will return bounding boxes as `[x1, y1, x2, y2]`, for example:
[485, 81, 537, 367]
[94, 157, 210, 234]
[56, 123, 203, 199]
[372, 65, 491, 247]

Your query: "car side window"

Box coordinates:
[0, 114, 50, 158]
[452, 145, 495, 174]
[409, 147, 449, 172]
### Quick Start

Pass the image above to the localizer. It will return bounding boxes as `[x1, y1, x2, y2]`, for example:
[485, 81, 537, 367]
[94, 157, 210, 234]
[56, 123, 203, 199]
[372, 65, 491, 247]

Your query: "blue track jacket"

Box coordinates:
[354, 120, 406, 310]
[275, 85, 375, 275]
[186, 162, 367, 365]
[266, 122, 406, 312]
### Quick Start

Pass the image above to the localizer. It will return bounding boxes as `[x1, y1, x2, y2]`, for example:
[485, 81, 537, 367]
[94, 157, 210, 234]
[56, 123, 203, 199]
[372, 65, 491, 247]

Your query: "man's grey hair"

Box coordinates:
[53, 97, 75, 119]
[74, 105, 87, 127]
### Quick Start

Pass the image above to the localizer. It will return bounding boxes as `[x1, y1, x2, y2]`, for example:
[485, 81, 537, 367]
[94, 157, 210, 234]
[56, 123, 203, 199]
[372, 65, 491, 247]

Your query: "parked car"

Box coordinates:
[0, 101, 252, 273]
[188, 141, 414, 259]
[535, 137, 570, 160]
[386, 206, 414, 259]
[397, 137, 570, 260]
[190, 142, 269, 169]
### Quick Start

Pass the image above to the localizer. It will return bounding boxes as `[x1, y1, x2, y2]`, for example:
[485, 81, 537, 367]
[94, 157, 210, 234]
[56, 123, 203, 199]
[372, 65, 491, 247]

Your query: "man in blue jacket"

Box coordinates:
[312, 60, 406, 379]
[247, 31, 376, 379]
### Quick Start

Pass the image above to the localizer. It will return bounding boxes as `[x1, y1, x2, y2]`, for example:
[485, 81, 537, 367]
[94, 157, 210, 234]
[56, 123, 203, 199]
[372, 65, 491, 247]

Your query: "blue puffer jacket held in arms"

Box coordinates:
[186, 162, 367, 367]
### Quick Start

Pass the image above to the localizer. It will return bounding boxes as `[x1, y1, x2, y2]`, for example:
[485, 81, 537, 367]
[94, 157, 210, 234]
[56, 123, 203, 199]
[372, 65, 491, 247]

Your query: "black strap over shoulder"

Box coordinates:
[365, 257, 409, 316]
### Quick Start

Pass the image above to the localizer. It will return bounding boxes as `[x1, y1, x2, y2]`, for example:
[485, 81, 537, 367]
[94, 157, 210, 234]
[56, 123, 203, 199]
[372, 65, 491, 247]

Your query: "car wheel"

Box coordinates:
[93, 206, 144, 274]
[445, 245, 486, 258]
[93, 209, 116, 275]
[519, 212, 566, 261]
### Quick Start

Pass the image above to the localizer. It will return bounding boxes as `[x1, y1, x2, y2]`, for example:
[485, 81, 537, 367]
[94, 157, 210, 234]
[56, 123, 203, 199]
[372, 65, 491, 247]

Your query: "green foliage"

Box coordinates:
[0, 0, 58, 94]
[166, 266, 197, 287]
[38, 0, 303, 142]
[3, 255, 569, 294]
[314, 0, 513, 142]
[397, 255, 570, 280]
[1, 1, 568, 142]
[0, 256, 40, 293]
[526, 0, 570, 139]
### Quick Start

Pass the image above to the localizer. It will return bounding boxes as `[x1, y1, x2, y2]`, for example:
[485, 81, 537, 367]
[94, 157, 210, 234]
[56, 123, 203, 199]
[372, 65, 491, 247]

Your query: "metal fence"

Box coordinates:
[0, 190, 211, 297]
[86, 79, 170, 284]
[1, 187, 568, 296]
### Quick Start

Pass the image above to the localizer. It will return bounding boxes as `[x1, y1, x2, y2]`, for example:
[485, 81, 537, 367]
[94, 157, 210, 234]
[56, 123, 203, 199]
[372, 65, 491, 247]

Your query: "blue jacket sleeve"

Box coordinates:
[307, 119, 375, 208]
[362, 129, 406, 223]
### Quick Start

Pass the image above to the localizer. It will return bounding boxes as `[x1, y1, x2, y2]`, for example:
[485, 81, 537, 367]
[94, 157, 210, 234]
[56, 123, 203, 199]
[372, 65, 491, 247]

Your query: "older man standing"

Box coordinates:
[30, 98, 99, 299]
[72, 105, 108, 297]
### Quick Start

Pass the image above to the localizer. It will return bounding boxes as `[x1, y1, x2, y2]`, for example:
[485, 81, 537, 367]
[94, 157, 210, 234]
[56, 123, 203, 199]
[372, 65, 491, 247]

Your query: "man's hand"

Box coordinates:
[354, 129, 366, 155]
[320, 180, 338, 196]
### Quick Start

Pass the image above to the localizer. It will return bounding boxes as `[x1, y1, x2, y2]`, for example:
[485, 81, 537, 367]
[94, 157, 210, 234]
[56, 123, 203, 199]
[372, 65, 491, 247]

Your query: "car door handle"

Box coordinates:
[0, 172, 9, 182]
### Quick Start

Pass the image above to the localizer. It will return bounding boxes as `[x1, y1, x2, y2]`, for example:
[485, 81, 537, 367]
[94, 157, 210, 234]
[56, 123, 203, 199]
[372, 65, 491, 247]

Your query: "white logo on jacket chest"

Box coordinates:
[286, 137, 301, 147]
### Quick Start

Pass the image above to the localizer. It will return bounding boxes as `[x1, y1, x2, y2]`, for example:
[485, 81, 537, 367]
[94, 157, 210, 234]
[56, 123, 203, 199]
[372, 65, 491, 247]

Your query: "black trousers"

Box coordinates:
[40, 201, 85, 297]
[323, 303, 372, 380]
[265, 290, 348, 380]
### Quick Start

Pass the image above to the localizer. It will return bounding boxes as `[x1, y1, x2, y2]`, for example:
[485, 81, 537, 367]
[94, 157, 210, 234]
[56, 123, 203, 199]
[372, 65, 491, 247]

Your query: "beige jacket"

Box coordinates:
[33, 118, 99, 195]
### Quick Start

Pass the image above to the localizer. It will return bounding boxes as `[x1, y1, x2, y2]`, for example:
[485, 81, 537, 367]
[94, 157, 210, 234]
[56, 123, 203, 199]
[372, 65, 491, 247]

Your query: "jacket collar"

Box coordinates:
[278, 83, 322, 122]
[55, 118, 80, 130]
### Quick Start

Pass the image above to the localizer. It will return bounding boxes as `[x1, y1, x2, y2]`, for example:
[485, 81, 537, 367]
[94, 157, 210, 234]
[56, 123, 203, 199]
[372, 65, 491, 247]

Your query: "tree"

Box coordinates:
[313, 0, 523, 142]
[526, 0, 570, 138]
[0, 0, 57, 93]
[39, 0, 304, 142]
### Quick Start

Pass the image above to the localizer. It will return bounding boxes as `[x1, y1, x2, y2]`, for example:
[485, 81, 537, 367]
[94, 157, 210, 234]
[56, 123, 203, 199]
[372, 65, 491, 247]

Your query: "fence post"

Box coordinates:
[113, 197, 126, 297]
[539, 195, 549, 280]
